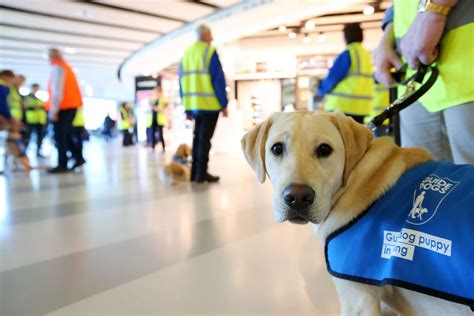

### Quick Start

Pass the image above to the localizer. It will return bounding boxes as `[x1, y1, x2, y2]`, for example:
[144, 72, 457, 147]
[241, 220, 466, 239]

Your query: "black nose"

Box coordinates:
[283, 184, 315, 210]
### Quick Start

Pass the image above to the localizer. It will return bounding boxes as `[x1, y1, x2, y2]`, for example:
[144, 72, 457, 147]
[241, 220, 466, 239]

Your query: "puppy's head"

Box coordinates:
[175, 144, 192, 158]
[241, 111, 372, 225]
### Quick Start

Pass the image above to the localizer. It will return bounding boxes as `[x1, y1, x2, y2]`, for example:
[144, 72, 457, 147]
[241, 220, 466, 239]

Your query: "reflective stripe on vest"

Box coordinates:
[7, 86, 23, 120]
[72, 108, 85, 127]
[147, 98, 168, 127]
[394, 0, 474, 112]
[180, 41, 221, 112]
[45, 60, 83, 111]
[325, 42, 374, 116]
[24, 94, 47, 125]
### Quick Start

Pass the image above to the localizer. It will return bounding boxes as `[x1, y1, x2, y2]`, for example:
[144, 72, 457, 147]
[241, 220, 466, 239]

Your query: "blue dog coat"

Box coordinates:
[326, 161, 474, 308]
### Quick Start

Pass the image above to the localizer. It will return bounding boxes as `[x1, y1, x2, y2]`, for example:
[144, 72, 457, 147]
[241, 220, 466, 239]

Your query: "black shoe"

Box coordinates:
[195, 173, 220, 183]
[47, 166, 70, 174]
[70, 159, 86, 170]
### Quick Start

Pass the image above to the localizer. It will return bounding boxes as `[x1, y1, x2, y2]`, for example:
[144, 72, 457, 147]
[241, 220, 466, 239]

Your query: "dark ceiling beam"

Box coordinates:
[0, 23, 151, 44]
[191, 1, 219, 9]
[79, 0, 188, 23]
[0, 36, 137, 53]
[0, 5, 159, 34]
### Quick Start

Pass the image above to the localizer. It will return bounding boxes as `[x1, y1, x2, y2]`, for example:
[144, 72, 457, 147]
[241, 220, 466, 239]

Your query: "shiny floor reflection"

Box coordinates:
[0, 139, 339, 315]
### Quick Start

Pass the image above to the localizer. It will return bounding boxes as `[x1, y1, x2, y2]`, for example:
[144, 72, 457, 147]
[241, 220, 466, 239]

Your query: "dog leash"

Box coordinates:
[368, 64, 439, 132]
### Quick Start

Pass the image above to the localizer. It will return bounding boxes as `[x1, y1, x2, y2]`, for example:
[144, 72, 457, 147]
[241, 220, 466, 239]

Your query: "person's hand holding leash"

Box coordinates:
[222, 108, 228, 118]
[374, 23, 404, 86]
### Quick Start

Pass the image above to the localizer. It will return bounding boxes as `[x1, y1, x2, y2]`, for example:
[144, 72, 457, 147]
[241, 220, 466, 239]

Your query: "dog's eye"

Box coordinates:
[271, 143, 284, 156]
[315, 143, 332, 158]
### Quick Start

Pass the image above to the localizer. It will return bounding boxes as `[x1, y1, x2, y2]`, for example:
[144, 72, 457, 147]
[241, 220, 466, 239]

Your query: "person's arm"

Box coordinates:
[209, 51, 228, 109]
[0, 86, 11, 118]
[374, 5, 403, 86]
[381, 5, 394, 31]
[49, 65, 65, 120]
[317, 50, 351, 97]
[400, 0, 459, 68]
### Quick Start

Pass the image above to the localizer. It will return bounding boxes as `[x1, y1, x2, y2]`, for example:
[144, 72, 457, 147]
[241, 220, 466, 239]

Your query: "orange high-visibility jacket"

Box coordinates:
[45, 59, 83, 111]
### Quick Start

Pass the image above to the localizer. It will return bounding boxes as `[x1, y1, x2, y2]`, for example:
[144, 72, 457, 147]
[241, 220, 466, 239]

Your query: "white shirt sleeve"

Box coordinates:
[48, 65, 65, 119]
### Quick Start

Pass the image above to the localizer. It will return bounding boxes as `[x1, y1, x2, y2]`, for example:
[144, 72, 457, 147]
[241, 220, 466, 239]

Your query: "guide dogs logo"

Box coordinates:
[407, 174, 459, 225]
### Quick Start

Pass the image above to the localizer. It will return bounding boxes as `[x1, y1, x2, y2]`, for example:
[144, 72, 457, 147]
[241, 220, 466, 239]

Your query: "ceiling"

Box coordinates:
[0, 0, 241, 100]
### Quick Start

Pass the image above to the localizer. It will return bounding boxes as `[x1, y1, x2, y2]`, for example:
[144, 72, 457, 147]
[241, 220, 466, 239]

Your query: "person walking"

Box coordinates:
[24, 83, 47, 157]
[374, 1, 474, 164]
[118, 102, 134, 147]
[316, 23, 374, 123]
[44, 48, 83, 173]
[179, 24, 228, 183]
[147, 85, 168, 152]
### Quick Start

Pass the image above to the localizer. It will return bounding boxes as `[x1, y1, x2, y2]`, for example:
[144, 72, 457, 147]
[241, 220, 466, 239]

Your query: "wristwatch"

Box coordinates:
[418, 0, 452, 15]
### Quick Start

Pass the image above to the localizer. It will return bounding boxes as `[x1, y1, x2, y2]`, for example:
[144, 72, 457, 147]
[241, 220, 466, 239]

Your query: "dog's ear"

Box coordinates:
[330, 111, 373, 186]
[241, 114, 275, 183]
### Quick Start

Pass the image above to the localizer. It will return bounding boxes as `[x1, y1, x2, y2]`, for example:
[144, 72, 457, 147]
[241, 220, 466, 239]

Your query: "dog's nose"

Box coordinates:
[283, 184, 315, 210]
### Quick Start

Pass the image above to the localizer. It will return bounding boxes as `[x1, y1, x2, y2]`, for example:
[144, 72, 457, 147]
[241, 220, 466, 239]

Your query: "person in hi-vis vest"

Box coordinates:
[44, 48, 84, 173]
[374, 1, 474, 164]
[316, 23, 374, 124]
[179, 24, 228, 183]
[24, 84, 47, 157]
[147, 85, 168, 152]
[118, 102, 135, 147]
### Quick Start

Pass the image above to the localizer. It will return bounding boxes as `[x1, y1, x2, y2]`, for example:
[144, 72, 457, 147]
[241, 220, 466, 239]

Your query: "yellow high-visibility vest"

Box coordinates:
[72, 108, 85, 127]
[325, 42, 374, 116]
[394, 0, 474, 112]
[180, 41, 221, 112]
[24, 94, 47, 125]
[147, 97, 168, 127]
[118, 106, 131, 130]
[7, 86, 23, 120]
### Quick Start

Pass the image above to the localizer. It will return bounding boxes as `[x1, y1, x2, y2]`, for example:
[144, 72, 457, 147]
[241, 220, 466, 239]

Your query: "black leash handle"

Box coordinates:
[368, 64, 438, 131]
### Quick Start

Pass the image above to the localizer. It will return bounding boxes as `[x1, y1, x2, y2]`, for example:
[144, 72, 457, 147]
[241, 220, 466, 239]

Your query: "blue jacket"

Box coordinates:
[0, 83, 11, 118]
[317, 50, 351, 97]
[179, 51, 228, 115]
[326, 161, 474, 308]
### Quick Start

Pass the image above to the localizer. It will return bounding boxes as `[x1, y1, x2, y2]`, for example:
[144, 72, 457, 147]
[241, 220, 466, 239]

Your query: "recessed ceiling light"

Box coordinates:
[363, 5, 375, 15]
[305, 20, 315, 30]
[278, 25, 287, 32]
[288, 31, 297, 39]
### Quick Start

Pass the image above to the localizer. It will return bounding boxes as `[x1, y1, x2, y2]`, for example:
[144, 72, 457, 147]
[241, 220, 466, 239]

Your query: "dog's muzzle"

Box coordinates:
[282, 184, 315, 224]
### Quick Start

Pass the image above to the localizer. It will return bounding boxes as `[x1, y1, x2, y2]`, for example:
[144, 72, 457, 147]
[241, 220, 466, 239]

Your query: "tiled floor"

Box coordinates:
[0, 137, 339, 315]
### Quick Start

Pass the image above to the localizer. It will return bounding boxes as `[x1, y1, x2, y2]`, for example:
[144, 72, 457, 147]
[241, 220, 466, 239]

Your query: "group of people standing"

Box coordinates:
[317, 0, 473, 164]
[0, 48, 86, 173]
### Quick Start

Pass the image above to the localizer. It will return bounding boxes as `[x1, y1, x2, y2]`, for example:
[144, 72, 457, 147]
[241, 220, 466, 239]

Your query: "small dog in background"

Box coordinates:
[159, 144, 192, 185]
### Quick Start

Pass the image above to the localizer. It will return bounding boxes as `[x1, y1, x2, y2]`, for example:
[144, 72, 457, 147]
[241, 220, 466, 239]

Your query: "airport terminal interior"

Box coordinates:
[1, 0, 473, 315]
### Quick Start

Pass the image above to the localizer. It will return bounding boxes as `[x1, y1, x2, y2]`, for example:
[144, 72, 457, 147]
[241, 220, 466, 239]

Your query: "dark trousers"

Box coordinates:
[69, 126, 85, 162]
[122, 130, 133, 146]
[28, 124, 45, 154]
[191, 113, 219, 179]
[150, 123, 165, 151]
[53, 109, 78, 168]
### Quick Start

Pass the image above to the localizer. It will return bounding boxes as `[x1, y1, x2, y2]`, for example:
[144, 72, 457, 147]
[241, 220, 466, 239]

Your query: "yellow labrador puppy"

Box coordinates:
[159, 144, 192, 185]
[241, 111, 473, 315]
